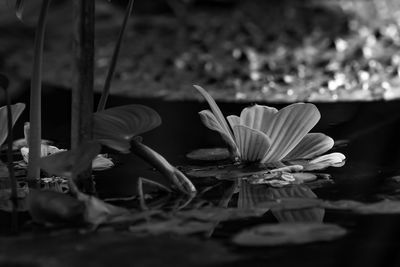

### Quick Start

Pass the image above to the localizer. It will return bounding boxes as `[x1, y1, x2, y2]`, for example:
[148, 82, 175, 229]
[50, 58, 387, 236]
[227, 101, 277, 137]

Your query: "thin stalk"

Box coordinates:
[0, 74, 18, 233]
[72, 0, 95, 193]
[6, 86, 18, 234]
[96, 0, 135, 112]
[27, 0, 51, 185]
[131, 139, 196, 196]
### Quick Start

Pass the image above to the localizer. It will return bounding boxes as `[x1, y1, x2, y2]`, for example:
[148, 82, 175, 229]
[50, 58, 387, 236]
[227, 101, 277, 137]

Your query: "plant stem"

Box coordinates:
[27, 0, 51, 186]
[96, 0, 135, 112]
[72, 0, 95, 193]
[0, 74, 18, 233]
[131, 139, 196, 196]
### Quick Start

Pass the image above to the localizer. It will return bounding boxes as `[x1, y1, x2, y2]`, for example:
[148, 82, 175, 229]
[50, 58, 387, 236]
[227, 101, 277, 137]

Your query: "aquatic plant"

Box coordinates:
[0, 74, 26, 232]
[27, 0, 51, 184]
[93, 104, 196, 196]
[28, 141, 127, 227]
[195, 85, 345, 166]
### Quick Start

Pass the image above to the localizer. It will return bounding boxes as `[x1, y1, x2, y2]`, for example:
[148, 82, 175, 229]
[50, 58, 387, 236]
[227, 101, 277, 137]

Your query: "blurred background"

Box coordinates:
[1, 0, 400, 102]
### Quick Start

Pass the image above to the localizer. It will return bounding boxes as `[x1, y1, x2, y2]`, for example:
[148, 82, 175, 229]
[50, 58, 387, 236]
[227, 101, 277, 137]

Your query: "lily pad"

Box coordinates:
[232, 222, 347, 246]
[176, 207, 266, 222]
[129, 218, 215, 235]
[323, 199, 400, 214]
[186, 148, 230, 161]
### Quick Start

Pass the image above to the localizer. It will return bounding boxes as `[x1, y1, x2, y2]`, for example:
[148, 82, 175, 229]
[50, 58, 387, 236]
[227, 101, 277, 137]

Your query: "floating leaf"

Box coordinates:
[233, 223, 347, 246]
[323, 199, 400, 214]
[39, 141, 101, 177]
[129, 218, 215, 235]
[186, 148, 230, 161]
[27, 189, 85, 225]
[256, 197, 323, 211]
[184, 163, 275, 180]
[176, 207, 265, 222]
[93, 104, 161, 153]
[273, 208, 325, 223]
[0, 103, 25, 147]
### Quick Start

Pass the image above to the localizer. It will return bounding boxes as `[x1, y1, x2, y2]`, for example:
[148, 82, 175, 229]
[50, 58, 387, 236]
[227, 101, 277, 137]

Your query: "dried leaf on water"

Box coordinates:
[232, 222, 347, 246]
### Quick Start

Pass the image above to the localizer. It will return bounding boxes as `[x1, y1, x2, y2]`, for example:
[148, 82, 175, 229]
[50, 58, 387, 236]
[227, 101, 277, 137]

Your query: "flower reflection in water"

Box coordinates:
[238, 181, 325, 223]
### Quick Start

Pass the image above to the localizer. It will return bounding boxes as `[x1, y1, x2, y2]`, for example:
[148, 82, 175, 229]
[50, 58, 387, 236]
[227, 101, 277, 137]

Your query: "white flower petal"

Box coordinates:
[92, 154, 114, 171]
[284, 133, 334, 160]
[239, 104, 278, 131]
[304, 152, 346, 171]
[199, 110, 237, 151]
[261, 103, 320, 163]
[232, 125, 271, 162]
[195, 85, 235, 140]
[309, 152, 346, 165]
[21, 145, 65, 163]
[226, 115, 240, 128]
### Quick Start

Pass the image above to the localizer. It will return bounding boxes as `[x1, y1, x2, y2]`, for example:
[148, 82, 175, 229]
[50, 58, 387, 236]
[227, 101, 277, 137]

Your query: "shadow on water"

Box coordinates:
[5, 85, 400, 267]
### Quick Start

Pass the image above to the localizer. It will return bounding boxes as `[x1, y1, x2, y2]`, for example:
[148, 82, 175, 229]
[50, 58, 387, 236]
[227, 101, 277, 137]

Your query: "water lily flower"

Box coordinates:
[195, 85, 345, 168]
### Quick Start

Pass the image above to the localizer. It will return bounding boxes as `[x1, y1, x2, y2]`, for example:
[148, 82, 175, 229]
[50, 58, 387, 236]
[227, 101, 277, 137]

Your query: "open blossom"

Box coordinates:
[195, 85, 345, 167]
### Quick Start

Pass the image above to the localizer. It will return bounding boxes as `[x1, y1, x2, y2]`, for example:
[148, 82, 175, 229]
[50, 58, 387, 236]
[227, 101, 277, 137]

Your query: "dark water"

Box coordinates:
[5, 86, 400, 266]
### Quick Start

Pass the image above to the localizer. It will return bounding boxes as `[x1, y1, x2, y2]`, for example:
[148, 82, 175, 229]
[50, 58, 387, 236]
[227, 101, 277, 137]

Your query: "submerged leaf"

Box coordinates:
[39, 141, 101, 177]
[93, 104, 161, 153]
[233, 222, 346, 246]
[186, 148, 230, 161]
